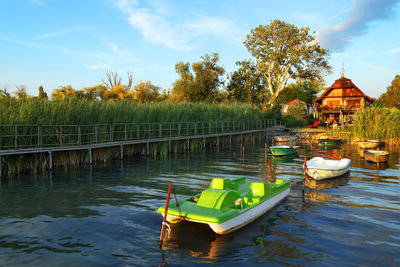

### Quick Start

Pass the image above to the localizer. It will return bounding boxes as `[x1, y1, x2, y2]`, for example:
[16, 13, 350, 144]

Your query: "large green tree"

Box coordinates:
[171, 53, 225, 102]
[227, 60, 267, 105]
[378, 75, 400, 109]
[244, 20, 331, 107]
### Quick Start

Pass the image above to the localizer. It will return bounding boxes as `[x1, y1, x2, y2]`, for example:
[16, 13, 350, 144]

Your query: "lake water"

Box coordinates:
[0, 143, 399, 266]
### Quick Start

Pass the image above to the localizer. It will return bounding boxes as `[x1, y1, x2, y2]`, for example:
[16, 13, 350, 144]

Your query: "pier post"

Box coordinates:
[120, 144, 123, 159]
[89, 147, 92, 164]
[148, 124, 151, 139]
[168, 140, 171, 153]
[78, 126, 81, 145]
[60, 126, 62, 145]
[95, 125, 98, 143]
[147, 142, 149, 155]
[49, 150, 52, 170]
[159, 123, 162, 137]
[14, 125, 17, 149]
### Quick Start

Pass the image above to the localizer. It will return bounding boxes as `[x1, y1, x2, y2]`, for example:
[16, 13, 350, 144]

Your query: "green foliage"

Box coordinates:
[244, 19, 331, 107]
[352, 106, 400, 140]
[133, 81, 160, 102]
[0, 98, 267, 125]
[281, 114, 307, 128]
[377, 75, 400, 109]
[286, 100, 307, 118]
[38, 86, 48, 100]
[171, 53, 225, 102]
[226, 60, 267, 105]
[276, 80, 324, 111]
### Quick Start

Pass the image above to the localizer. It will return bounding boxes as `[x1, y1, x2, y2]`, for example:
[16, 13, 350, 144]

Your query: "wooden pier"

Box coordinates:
[0, 120, 285, 173]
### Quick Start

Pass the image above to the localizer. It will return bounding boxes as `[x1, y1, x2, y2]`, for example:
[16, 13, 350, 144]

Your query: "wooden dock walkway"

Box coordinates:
[0, 120, 286, 171]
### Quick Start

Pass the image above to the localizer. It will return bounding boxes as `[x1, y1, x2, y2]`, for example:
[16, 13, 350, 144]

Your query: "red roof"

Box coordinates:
[285, 98, 299, 105]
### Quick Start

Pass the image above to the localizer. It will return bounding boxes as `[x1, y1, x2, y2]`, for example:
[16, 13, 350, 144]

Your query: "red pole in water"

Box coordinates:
[159, 182, 173, 247]
[303, 156, 307, 177]
[268, 160, 274, 182]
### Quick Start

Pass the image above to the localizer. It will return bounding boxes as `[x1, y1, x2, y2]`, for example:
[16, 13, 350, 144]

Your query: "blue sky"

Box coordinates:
[1, 0, 399, 98]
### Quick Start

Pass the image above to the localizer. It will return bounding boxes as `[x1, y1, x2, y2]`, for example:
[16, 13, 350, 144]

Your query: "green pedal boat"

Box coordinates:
[157, 177, 291, 234]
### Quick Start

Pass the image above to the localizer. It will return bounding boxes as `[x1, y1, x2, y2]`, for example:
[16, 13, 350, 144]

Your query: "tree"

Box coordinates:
[102, 85, 133, 101]
[244, 20, 331, 107]
[276, 80, 324, 113]
[51, 85, 77, 100]
[227, 60, 267, 105]
[38, 85, 48, 100]
[13, 85, 28, 100]
[133, 81, 160, 102]
[102, 70, 133, 91]
[82, 84, 107, 100]
[171, 53, 225, 102]
[286, 100, 307, 119]
[0, 87, 11, 98]
[378, 75, 400, 109]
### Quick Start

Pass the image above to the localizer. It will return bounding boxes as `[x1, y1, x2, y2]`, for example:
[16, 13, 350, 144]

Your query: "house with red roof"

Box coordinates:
[314, 74, 374, 122]
[281, 97, 307, 116]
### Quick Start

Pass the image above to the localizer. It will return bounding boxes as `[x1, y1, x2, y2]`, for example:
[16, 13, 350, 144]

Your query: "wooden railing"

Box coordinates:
[317, 104, 362, 112]
[0, 119, 283, 150]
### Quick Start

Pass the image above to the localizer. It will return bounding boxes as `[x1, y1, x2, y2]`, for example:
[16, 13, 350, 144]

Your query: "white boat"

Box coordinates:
[274, 135, 296, 143]
[306, 157, 351, 180]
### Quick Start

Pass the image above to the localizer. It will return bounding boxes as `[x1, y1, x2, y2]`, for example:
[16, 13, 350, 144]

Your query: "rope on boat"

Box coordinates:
[172, 187, 183, 218]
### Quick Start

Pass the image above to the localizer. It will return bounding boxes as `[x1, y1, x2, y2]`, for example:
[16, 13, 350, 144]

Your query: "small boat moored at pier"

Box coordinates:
[318, 137, 342, 147]
[274, 135, 296, 143]
[357, 140, 379, 149]
[157, 177, 291, 234]
[269, 145, 299, 156]
[363, 150, 390, 163]
[306, 157, 351, 180]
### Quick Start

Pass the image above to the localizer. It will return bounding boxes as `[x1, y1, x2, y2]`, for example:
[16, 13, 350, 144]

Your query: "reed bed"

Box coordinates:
[0, 98, 275, 177]
[351, 106, 400, 149]
[0, 98, 266, 125]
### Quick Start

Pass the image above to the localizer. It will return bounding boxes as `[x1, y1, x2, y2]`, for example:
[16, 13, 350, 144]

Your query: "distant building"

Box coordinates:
[313, 74, 374, 122]
[281, 98, 307, 116]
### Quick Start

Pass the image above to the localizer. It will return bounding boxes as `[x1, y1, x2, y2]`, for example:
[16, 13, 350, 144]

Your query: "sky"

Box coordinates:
[1, 0, 399, 98]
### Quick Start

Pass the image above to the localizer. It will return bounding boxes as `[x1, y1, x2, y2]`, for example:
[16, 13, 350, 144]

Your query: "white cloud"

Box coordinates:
[358, 60, 391, 74]
[386, 47, 400, 54]
[33, 26, 89, 40]
[86, 64, 111, 70]
[316, 0, 399, 52]
[115, 0, 242, 50]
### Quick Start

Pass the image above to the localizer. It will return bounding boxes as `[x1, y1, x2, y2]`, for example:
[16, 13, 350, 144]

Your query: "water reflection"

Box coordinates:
[363, 160, 389, 170]
[0, 144, 398, 266]
[304, 172, 350, 191]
